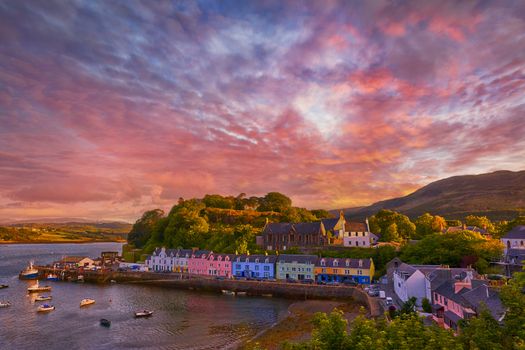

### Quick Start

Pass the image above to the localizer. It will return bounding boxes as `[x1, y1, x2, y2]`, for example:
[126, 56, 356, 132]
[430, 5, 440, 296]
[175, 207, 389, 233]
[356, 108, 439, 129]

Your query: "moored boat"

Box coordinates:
[236, 291, 247, 296]
[19, 261, 39, 280]
[35, 295, 52, 302]
[0, 284, 8, 289]
[0, 301, 11, 308]
[134, 310, 153, 318]
[76, 275, 85, 283]
[100, 318, 111, 327]
[221, 289, 235, 296]
[27, 281, 52, 293]
[80, 298, 95, 307]
[46, 273, 59, 281]
[37, 304, 55, 312]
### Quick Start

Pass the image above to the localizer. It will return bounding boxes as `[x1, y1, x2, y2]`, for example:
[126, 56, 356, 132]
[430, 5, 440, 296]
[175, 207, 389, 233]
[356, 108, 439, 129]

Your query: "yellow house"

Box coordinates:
[314, 257, 374, 284]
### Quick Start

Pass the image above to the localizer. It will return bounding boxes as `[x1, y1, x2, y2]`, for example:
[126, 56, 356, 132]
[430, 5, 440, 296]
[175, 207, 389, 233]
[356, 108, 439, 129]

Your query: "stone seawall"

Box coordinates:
[37, 267, 382, 316]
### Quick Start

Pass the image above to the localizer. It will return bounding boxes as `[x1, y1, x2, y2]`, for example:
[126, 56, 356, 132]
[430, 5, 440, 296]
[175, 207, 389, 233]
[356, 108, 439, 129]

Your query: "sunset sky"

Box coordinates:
[1, 1, 524, 223]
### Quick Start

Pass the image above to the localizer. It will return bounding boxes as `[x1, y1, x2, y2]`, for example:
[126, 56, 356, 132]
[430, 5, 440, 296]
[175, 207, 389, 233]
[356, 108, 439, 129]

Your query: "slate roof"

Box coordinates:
[293, 222, 323, 235]
[233, 254, 278, 263]
[317, 257, 372, 269]
[192, 250, 210, 258]
[276, 254, 318, 264]
[345, 222, 368, 232]
[208, 253, 236, 261]
[321, 218, 340, 231]
[444, 310, 463, 324]
[263, 223, 293, 235]
[503, 225, 525, 239]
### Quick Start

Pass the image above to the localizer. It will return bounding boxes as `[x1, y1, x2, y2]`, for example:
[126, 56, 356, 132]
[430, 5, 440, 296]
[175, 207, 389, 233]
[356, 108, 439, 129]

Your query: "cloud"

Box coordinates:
[0, 0, 524, 221]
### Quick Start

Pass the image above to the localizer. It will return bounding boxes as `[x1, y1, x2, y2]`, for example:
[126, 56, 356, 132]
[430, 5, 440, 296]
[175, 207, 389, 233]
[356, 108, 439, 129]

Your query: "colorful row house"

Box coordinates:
[232, 255, 277, 279]
[276, 254, 317, 280]
[315, 257, 374, 284]
[207, 253, 235, 277]
[146, 247, 194, 272]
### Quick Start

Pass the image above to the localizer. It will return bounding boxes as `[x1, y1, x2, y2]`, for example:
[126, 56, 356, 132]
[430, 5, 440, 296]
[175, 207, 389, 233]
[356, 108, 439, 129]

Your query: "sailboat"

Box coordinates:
[27, 280, 51, 293]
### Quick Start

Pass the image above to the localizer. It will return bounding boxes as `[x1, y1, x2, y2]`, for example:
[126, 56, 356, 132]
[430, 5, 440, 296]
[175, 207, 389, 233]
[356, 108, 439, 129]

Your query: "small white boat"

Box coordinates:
[35, 295, 52, 302]
[80, 298, 95, 307]
[261, 293, 273, 297]
[27, 281, 51, 293]
[236, 291, 247, 296]
[134, 310, 153, 318]
[37, 304, 55, 312]
[110, 280, 116, 283]
[221, 290, 235, 296]
[46, 273, 59, 281]
[0, 301, 11, 308]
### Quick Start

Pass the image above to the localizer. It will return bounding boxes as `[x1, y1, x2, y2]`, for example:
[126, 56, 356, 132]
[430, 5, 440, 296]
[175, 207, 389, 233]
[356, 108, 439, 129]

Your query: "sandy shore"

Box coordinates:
[239, 299, 362, 350]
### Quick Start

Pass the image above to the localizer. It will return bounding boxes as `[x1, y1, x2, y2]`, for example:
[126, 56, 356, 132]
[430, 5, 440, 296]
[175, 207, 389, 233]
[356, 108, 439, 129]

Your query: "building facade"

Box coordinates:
[276, 254, 317, 280]
[315, 257, 374, 284]
[501, 225, 525, 254]
[188, 250, 211, 275]
[207, 253, 234, 277]
[343, 220, 379, 248]
[232, 255, 277, 279]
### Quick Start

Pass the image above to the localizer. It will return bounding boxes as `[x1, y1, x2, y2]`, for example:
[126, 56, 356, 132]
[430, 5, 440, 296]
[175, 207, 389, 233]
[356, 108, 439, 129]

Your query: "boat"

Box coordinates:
[37, 304, 55, 312]
[0, 301, 11, 308]
[19, 261, 39, 280]
[27, 281, 52, 293]
[35, 295, 52, 302]
[100, 319, 111, 327]
[80, 298, 95, 307]
[0, 284, 8, 289]
[110, 280, 116, 283]
[236, 291, 247, 296]
[134, 310, 153, 318]
[221, 290, 235, 296]
[261, 293, 273, 297]
[76, 275, 85, 283]
[46, 273, 59, 281]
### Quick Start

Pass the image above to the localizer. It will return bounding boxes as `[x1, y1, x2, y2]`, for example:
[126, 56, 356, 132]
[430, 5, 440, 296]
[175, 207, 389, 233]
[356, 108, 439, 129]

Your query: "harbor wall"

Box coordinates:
[37, 267, 382, 316]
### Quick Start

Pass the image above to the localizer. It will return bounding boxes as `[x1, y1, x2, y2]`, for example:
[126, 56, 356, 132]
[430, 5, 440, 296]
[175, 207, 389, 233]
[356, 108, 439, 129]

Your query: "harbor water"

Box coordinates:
[0, 243, 291, 349]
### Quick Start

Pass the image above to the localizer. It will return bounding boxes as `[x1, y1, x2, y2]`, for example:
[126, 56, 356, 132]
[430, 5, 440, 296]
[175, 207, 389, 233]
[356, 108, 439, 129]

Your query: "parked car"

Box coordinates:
[385, 297, 393, 306]
[326, 281, 341, 286]
[379, 291, 386, 299]
[215, 276, 225, 280]
[368, 289, 380, 297]
[286, 278, 298, 283]
[342, 280, 358, 286]
[300, 279, 314, 284]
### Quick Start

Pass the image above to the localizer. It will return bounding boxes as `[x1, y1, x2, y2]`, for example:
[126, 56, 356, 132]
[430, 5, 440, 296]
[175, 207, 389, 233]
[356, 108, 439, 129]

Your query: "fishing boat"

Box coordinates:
[19, 261, 39, 280]
[27, 280, 52, 293]
[134, 310, 153, 318]
[100, 319, 111, 327]
[221, 289, 235, 296]
[0, 301, 11, 308]
[37, 304, 55, 312]
[80, 298, 95, 307]
[35, 295, 52, 302]
[46, 273, 59, 281]
[0, 284, 8, 289]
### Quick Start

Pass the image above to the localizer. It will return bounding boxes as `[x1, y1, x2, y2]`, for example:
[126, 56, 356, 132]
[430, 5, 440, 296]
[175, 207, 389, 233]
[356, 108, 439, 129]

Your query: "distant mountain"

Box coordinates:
[337, 170, 525, 221]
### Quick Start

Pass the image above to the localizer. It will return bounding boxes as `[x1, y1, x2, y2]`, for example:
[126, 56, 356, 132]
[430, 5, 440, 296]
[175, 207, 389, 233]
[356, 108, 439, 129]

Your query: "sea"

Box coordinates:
[0, 243, 291, 349]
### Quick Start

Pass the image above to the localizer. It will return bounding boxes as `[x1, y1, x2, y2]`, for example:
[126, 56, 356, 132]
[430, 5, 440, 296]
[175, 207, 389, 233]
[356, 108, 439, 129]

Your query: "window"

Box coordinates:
[264, 266, 270, 271]
[334, 260, 338, 267]
[255, 265, 259, 270]
[321, 260, 326, 266]
[255, 258, 259, 263]
[236, 264, 241, 269]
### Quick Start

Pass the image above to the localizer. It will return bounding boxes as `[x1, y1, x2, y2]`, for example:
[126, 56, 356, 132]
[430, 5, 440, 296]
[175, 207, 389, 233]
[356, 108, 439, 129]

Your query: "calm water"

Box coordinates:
[0, 243, 291, 349]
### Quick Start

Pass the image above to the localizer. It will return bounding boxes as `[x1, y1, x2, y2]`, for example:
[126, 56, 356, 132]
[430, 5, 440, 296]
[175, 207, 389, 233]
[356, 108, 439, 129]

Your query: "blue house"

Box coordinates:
[232, 255, 277, 279]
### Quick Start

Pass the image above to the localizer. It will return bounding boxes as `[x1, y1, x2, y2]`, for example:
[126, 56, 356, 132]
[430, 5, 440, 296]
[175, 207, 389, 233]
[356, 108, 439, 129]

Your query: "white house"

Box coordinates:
[146, 247, 195, 272]
[77, 257, 95, 269]
[343, 220, 379, 248]
[501, 225, 525, 254]
[391, 259, 478, 307]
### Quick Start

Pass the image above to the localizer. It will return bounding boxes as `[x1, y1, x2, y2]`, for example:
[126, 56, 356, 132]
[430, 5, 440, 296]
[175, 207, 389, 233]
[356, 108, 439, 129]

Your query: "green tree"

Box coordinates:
[465, 215, 495, 232]
[459, 308, 505, 350]
[421, 297, 432, 313]
[311, 209, 334, 219]
[203, 194, 235, 209]
[163, 199, 209, 248]
[384, 223, 400, 242]
[500, 268, 525, 349]
[127, 209, 165, 248]
[310, 309, 348, 350]
[415, 213, 435, 238]
[369, 209, 415, 241]
[258, 192, 292, 212]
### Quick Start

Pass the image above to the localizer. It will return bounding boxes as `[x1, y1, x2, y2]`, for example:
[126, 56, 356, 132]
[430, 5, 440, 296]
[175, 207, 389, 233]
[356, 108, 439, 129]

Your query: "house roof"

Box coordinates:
[293, 222, 323, 235]
[263, 222, 293, 235]
[234, 254, 278, 263]
[276, 254, 318, 264]
[503, 225, 525, 239]
[61, 256, 86, 263]
[345, 222, 367, 232]
[317, 257, 372, 269]
[444, 310, 463, 324]
[321, 218, 340, 231]
[208, 253, 236, 261]
[192, 250, 210, 258]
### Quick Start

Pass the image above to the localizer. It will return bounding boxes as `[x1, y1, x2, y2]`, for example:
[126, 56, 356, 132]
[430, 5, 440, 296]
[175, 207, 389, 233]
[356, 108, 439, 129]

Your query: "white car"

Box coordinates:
[385, 297, 393, 306]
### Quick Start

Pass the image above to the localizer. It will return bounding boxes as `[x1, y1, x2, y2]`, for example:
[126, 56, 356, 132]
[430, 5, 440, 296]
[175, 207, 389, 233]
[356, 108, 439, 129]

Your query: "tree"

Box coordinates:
[258, 192, 292, 212]
[311, 209, 334, 219]
[281, 207, 317, 223]
[127, 209, 165, 248]
[421, 297, 432, 313]
[500, 268, 525, 349]
[369, 209, 415, 241]
[163, 199, 209, 248]
[465, 215, 495, 232]
[203, 194, 235, 209]
[415, 213, 447, 239]
[459, 308, 505, 350]
[383, 223, 400, 242]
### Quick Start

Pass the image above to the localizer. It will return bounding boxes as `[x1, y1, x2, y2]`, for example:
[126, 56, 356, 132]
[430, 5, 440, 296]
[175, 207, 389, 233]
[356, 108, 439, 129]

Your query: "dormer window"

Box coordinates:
[236, 257, 240, 262]
[265, 258, 269, 263]
[321, 260, 325, 267]
[358, 259, 363, 267]
[245, 258, 249, 263]
[345, 260, 350, 267]
[255, 258, 259, 263]
[333, 260, 338, 267]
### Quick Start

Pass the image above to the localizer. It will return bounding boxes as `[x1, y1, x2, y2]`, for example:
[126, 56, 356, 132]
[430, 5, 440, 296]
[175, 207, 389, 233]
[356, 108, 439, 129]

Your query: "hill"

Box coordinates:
[338, 170, 525, 220]
[0, 221, 131, 243]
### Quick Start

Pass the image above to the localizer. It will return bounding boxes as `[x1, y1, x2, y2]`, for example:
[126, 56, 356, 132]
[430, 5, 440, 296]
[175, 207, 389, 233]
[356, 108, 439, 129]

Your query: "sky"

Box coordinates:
[1, 0, 525, 223]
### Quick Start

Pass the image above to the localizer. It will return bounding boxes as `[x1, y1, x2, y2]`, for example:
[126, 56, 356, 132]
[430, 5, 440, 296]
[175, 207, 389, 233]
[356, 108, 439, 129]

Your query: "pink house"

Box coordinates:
[188, 250, 210, 275]
[432, 279, 504, 332]
[207, 253, 234, 278]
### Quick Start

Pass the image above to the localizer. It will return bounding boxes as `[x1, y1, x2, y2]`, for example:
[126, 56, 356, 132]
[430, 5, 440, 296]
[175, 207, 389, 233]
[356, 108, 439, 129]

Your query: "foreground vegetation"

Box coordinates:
[275, 269, 525, 350]
[0, 222, 130, 243]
